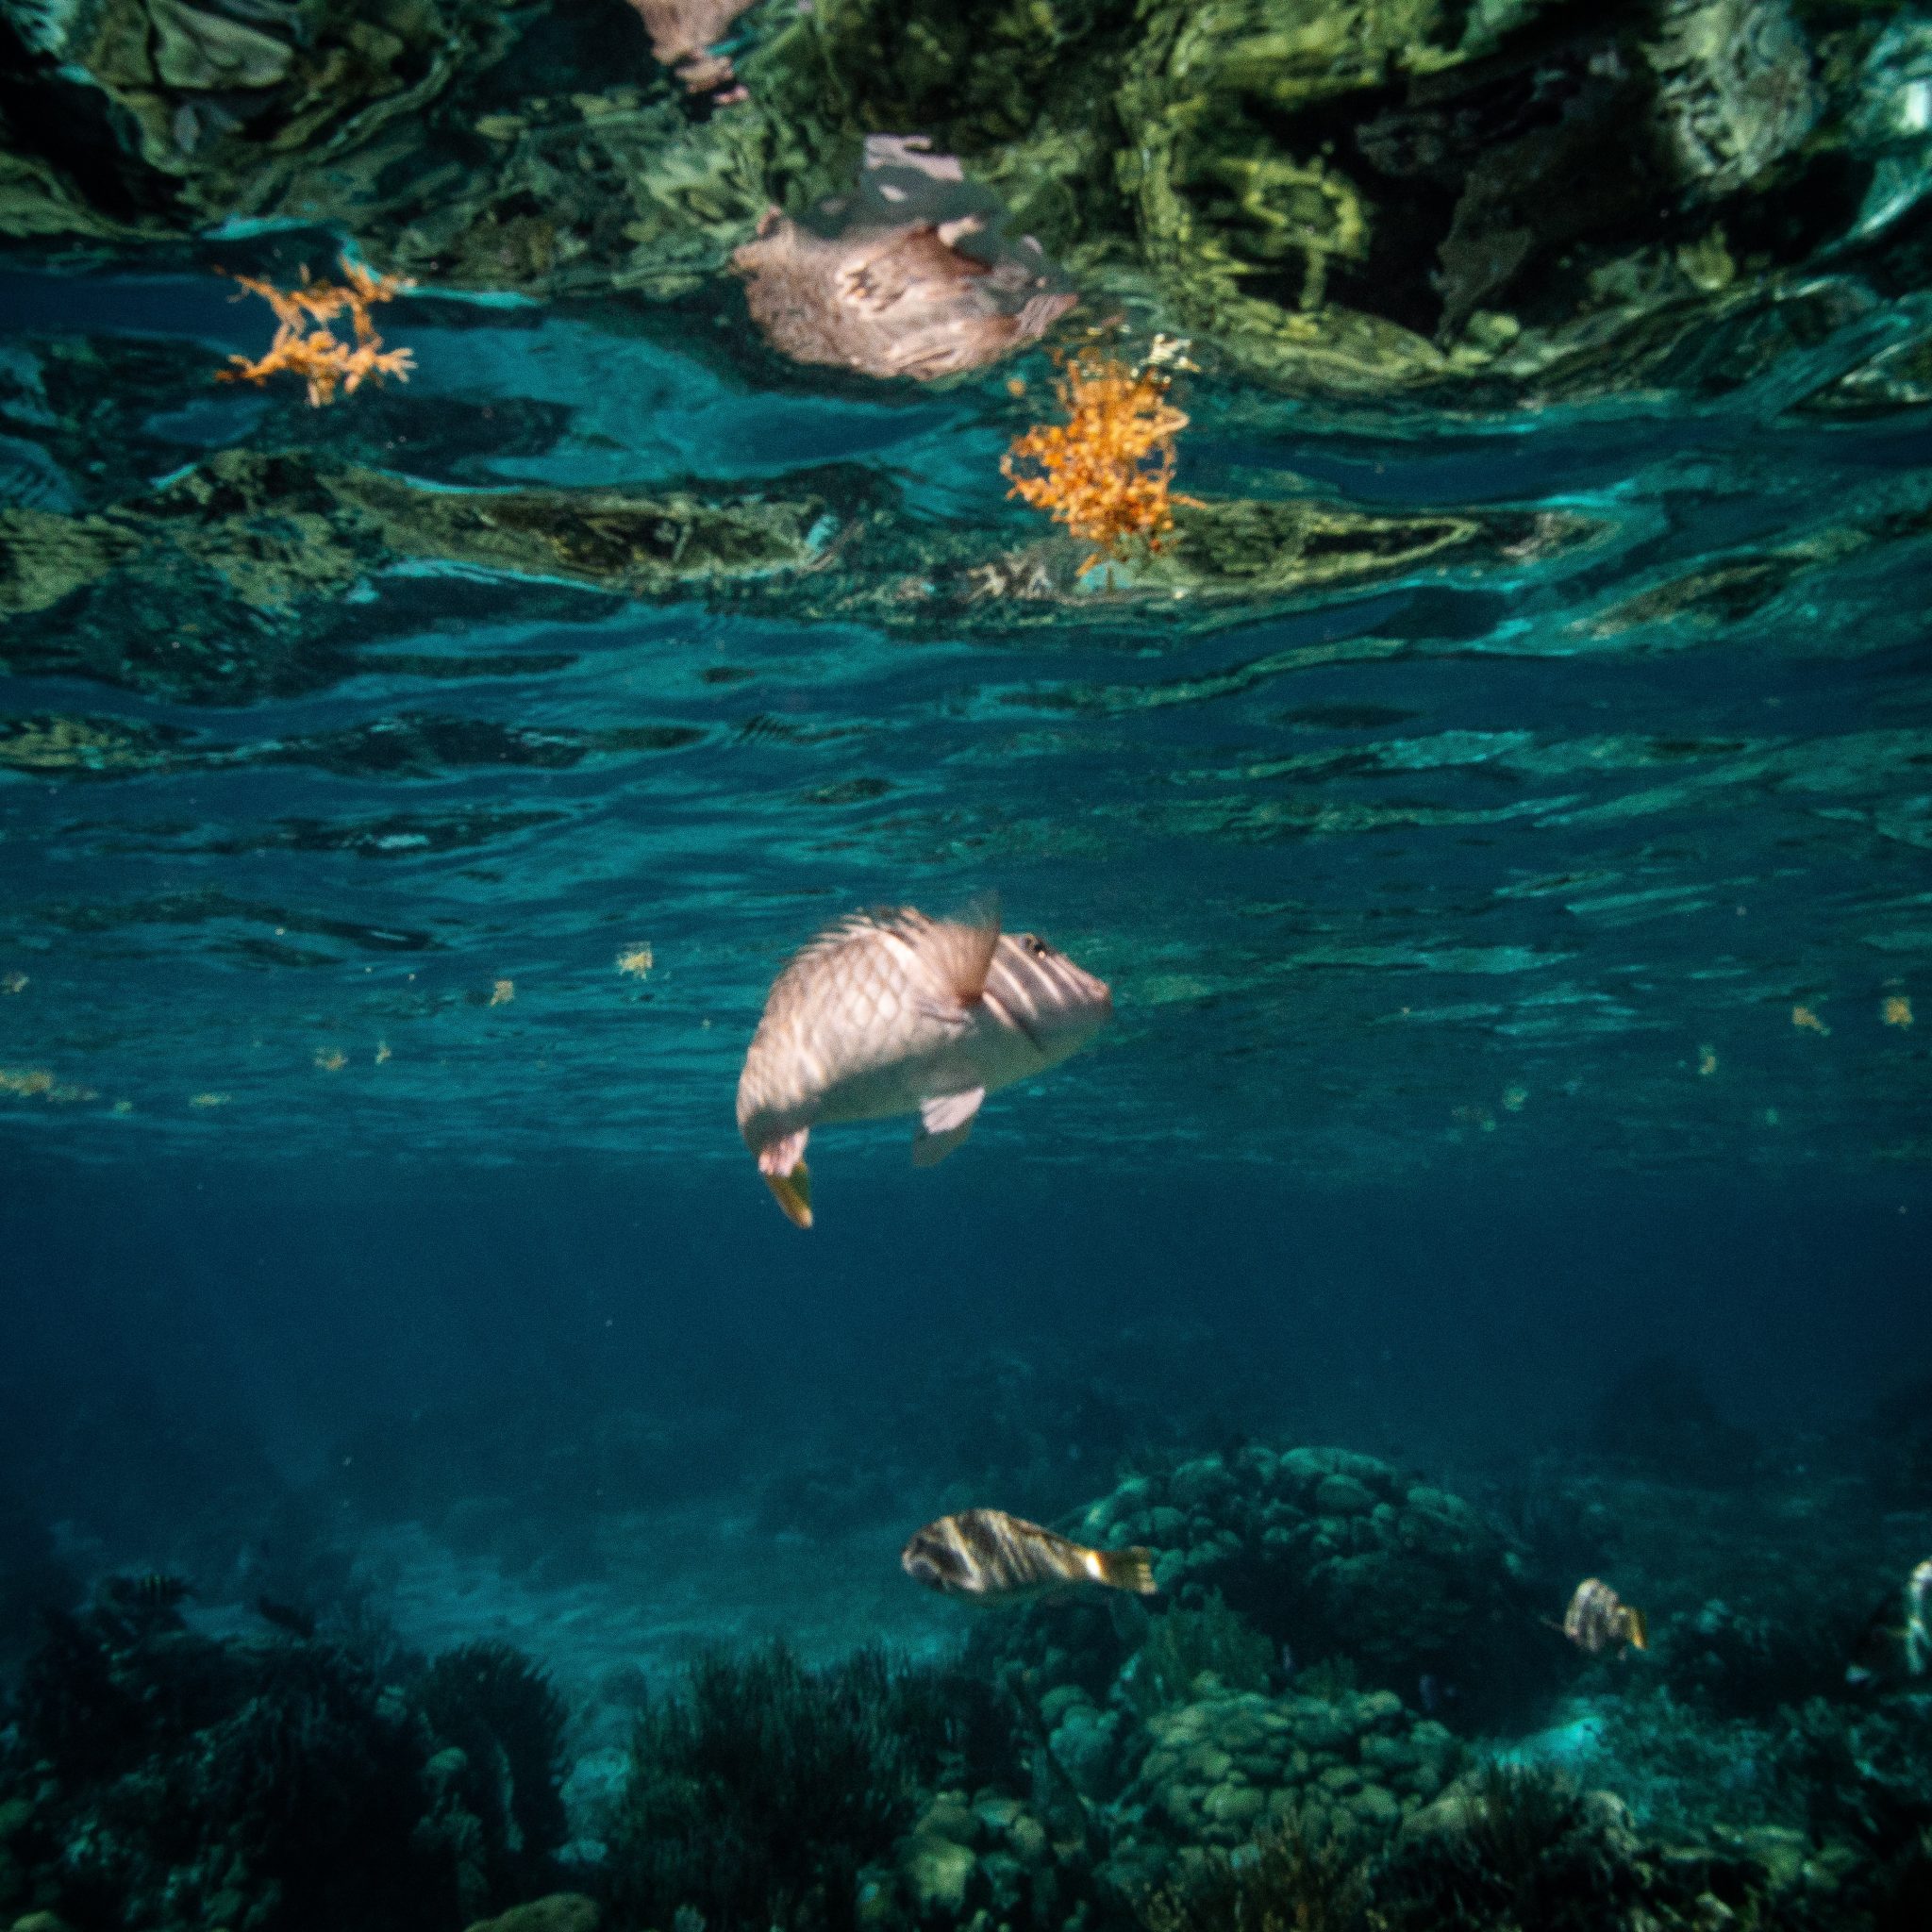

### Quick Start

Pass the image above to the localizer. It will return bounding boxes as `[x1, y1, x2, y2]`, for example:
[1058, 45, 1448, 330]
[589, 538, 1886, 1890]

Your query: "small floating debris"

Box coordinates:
[1791, 1003, 1830, 1035]
[616, 945, 655, 979]
[1882, 993, 1913, 1028]
[489, 978, 516, 1008]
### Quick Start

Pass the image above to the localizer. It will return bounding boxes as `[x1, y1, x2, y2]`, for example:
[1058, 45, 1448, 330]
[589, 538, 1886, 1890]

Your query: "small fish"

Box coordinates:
[902, 1507, 1155, 1604]
[736, 900, 1111, 1227]
[1559, 1576, 1647, 1655]
[100, 1572, 195, 1624]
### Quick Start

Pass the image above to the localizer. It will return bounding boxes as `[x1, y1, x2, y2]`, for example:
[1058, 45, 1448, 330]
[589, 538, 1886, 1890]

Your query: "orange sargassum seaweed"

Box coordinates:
[1001, 349, 1193, 572]
[219, 257, 414, 408]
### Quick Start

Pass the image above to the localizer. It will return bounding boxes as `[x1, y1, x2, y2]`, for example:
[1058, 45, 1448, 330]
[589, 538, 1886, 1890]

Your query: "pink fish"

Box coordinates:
[735, 901, 1111, 1226]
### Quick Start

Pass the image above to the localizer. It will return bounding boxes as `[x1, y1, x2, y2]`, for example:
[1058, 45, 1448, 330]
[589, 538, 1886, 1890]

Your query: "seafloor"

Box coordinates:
[4, 1334, 1932, 1932]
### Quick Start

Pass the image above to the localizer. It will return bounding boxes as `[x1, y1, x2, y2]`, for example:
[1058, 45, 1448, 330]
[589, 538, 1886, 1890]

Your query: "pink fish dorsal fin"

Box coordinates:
[912, 1087, 984, 1167]
[920, 894, 1001, 1005]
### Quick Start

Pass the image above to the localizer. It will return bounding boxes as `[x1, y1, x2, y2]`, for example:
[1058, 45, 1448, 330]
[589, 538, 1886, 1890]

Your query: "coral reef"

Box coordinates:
[608, 1641, 1016, 1932]
[1075, 1443, 1547, 1721]
[0, 1586, 576, 1932]
[1120, 1591, 1276, 1717]
[417, 1641, 570, 1905]
[1112, 1682, 1460, 1878]
[1140, 1803, 1369, 1932]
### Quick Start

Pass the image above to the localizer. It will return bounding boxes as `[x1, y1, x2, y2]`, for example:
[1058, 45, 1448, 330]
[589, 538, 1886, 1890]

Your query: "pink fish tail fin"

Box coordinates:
[756, 1128, 812, 1228]
[1100, 1546, 1157, 1595]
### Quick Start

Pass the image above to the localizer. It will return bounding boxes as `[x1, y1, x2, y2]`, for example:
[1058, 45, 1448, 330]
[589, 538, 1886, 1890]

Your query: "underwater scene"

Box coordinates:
[5, 0, 1932, 1928]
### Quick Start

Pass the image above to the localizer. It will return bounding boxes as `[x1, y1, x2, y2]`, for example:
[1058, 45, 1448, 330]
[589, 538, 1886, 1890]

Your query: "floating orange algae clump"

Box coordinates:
[1791, 1003, 1830, 1035]
[1002, 347, 1194, 571]
[220, 256, 414, 408]
[1883, 993, 1913, 1028]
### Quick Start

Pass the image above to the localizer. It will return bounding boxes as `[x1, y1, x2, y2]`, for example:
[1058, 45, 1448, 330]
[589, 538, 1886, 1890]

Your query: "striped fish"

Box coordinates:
[902, 1507, 1156, 1604]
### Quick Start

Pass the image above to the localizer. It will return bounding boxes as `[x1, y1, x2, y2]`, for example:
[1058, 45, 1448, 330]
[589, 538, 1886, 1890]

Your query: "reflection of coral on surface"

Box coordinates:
[220, 257, 413, 408]
[734, 136, 1075, 381]
[624, 0, 755, 95]
[1003, 349, 1193, 571]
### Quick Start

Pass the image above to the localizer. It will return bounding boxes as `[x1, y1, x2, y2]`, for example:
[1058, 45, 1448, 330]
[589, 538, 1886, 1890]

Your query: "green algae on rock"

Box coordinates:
[0, 449, 833, 701]
[8, 0, 1931, 409]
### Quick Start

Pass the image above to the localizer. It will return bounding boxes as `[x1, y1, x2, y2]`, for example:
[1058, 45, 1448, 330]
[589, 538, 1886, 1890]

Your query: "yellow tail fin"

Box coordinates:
[763, 1162, 812, 1229]
[1624, 1605, 1648, 1651]
[1100, 1545, 1157, 1595]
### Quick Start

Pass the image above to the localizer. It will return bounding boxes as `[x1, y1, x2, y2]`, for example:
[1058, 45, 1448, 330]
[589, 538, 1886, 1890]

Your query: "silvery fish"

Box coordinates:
[902, 1508, 1156, 1604]
[735, 900, 1111, 1227]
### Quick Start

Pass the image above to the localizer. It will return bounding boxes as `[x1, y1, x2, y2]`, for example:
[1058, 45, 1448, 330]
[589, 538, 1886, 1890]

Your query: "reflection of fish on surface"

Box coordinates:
[1558, 1576, 1647, 1654]
[733, 136, 1077, 381]
[902, 1508, 1156, 1605]
[735, 898, 1111, 1228]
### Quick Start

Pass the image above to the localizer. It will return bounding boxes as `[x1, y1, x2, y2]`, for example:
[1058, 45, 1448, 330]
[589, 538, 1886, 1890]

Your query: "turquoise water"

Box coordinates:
[4, 268, 1929, 1181]
[3, 226, 1932, 1932]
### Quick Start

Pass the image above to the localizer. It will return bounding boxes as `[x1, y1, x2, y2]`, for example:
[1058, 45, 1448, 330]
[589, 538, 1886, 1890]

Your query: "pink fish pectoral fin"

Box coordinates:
[756, 1128, 812, 1228]
[911, 1088, 984, 1169]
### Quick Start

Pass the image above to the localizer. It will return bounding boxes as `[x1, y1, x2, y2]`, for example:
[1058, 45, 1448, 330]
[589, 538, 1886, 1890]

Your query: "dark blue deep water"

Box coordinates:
[4, 17, 1932, 1921]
